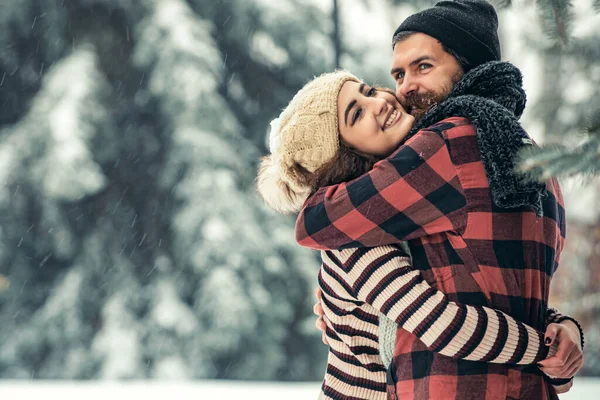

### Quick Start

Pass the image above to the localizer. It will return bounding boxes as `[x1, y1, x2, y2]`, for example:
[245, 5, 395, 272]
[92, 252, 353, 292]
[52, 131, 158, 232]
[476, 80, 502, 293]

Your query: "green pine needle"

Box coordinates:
[536, 0, 574, 47]
[518, 134, 600, 181]
[490, 0, 512, 9]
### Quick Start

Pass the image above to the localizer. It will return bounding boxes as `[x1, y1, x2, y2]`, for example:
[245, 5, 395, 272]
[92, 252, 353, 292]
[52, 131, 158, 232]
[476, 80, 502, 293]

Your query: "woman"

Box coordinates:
[256, 71, 578, 400]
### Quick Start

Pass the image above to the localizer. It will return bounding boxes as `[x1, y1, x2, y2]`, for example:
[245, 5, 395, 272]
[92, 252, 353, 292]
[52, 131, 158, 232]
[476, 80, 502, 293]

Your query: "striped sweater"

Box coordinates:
[319, 245, 558, 400]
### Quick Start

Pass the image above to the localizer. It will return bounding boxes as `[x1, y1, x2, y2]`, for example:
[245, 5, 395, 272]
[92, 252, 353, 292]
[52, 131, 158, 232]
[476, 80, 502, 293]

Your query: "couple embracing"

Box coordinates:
[256, 1, 584, 399]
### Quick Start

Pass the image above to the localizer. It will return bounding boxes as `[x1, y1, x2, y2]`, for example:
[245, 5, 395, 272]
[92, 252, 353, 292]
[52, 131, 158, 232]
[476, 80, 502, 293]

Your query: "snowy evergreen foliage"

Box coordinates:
[516, 1, 600, 181]
[518, 121, 600, 181]
[0, 0, 330, 380]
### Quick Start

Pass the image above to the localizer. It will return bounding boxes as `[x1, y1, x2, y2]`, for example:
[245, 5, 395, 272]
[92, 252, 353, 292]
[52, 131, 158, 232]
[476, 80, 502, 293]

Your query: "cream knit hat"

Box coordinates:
[257, 71, 360, 214]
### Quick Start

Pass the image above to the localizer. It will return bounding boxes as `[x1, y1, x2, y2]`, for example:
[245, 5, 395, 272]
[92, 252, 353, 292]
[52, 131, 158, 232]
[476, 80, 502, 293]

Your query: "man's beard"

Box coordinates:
[402, 91, 448, 122]
[401, 72, 462, 122]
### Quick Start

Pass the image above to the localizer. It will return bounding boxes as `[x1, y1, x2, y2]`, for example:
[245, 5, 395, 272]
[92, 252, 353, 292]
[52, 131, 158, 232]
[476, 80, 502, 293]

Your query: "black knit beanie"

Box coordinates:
[393, 0, 501, 69]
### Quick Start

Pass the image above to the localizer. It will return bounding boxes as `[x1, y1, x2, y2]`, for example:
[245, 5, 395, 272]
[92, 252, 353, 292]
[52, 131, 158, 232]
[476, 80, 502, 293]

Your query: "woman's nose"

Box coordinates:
[370, 96, 388, 115]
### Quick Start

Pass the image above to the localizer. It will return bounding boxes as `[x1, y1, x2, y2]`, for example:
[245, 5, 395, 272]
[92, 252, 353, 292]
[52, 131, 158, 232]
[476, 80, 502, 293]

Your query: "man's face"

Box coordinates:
[390, 33, 463, 121]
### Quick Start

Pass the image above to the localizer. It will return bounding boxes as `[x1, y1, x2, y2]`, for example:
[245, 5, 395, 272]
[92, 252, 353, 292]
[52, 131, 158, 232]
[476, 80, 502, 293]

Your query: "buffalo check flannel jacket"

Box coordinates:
[297, 117, 568, 400]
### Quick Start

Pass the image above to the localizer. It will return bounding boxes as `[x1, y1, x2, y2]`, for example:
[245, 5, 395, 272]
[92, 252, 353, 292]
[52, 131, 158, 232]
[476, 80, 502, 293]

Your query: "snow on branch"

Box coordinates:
[42, 47, 109, 201]
[0, 46, 109, 202]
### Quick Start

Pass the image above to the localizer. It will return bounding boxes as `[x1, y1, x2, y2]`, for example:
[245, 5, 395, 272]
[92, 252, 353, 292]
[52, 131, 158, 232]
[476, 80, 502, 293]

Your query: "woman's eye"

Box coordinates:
[366, 87, 377, 97]
[352, 108, 362, 125]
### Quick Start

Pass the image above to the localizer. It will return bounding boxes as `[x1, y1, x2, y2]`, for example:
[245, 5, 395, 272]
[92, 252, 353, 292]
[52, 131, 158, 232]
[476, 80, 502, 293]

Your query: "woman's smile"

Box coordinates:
[383, 107, 401, 130]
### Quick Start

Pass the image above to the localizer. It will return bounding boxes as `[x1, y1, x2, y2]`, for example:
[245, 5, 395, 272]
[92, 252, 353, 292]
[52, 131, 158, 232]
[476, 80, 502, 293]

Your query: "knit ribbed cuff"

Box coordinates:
[553, 316, 585, 350]
[545, 376, 573, 386]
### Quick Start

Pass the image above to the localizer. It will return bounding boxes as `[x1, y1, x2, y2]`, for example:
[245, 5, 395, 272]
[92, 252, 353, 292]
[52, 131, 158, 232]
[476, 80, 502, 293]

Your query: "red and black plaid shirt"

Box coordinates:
[296, 117, 566, 400]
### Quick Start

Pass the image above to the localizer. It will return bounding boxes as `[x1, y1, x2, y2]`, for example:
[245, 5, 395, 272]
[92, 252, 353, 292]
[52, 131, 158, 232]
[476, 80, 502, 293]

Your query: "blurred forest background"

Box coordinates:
[0, 0, 598, 382]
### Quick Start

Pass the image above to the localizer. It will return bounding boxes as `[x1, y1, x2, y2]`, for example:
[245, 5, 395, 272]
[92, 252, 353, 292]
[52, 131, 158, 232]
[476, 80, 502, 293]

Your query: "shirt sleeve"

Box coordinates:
[321, 245, 551, 365]
[296, 123, 467, 251]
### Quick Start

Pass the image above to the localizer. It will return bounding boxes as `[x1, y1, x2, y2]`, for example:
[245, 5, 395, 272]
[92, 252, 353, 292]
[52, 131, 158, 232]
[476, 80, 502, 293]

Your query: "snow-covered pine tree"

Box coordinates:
[132, 0, 327, 380]
[0, 0, 334, 380]
[0, 44, 111, 378]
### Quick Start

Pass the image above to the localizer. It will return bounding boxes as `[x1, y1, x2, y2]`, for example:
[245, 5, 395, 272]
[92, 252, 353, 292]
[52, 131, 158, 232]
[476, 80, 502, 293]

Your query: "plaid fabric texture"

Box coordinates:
[297, 117, 567, 399]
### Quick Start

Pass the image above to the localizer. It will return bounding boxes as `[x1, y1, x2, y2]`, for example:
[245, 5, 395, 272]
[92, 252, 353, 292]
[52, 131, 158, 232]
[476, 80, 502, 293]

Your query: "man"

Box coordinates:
[301, 1, 584, 399]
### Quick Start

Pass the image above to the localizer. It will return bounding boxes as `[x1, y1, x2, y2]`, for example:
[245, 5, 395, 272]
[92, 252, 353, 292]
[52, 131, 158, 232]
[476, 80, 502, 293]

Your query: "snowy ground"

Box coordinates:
[0, 379, 599, 399]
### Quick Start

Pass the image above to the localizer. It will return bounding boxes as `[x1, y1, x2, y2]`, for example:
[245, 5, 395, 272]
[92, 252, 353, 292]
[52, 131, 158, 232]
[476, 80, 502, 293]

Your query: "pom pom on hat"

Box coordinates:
[256, 155, 311, 215]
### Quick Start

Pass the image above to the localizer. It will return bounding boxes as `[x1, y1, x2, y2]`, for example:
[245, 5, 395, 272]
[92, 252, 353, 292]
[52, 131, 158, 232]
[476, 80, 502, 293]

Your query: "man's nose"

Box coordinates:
[396, 76, 418, 98]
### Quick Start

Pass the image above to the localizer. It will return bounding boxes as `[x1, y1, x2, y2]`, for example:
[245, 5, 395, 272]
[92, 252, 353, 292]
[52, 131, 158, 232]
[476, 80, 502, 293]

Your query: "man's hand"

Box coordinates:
[538, 320, 584, 379]
[313, 288, 329, 345]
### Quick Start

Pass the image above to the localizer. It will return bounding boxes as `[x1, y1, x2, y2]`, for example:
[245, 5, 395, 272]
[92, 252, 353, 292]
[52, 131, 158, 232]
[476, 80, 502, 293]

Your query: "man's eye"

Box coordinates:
[352, 108, 362, 125]
[419, 63, 432, 70]
[366, 87, 376, 97]
[396, 72, 405, 80]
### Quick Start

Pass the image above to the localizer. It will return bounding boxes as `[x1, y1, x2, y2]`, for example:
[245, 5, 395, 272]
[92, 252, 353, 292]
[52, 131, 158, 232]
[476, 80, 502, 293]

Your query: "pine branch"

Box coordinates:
[518, 120, 600, 181]
[489, 0, 512, 9]
[536, 0, 574, 47]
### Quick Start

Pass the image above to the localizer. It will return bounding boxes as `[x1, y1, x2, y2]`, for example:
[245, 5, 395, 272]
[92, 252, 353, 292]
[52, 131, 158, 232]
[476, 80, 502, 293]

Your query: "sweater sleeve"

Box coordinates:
[319, 302, 388, 400]
[321, 245, 551, 365]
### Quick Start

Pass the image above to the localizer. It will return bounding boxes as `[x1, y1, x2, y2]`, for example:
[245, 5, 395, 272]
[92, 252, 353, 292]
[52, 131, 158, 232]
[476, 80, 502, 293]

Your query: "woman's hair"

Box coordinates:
[307, 144, 380, 193]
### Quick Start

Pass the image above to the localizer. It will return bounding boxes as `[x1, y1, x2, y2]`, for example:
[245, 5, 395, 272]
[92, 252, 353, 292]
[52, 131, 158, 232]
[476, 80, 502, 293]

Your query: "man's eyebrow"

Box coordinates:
[344, 83, 366, 126]
[390, 66, 403, 76]
[390, 55, 436, 76]
[410, 55, 435, 66]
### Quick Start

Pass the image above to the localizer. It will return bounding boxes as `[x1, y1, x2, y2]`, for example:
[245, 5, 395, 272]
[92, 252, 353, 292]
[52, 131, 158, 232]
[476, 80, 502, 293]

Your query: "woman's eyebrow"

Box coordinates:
[344, 100, 356, 127]
[344, 83, 367, 126]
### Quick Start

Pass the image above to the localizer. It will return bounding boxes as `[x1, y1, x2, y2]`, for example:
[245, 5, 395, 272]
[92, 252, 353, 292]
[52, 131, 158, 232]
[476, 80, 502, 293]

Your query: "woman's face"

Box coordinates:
[337, 81, 415, 157]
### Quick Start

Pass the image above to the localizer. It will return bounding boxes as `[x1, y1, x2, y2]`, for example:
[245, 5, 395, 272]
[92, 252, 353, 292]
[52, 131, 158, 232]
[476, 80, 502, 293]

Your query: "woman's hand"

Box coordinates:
[538, 321, 584, 379]
[313, 288, 329, 345]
